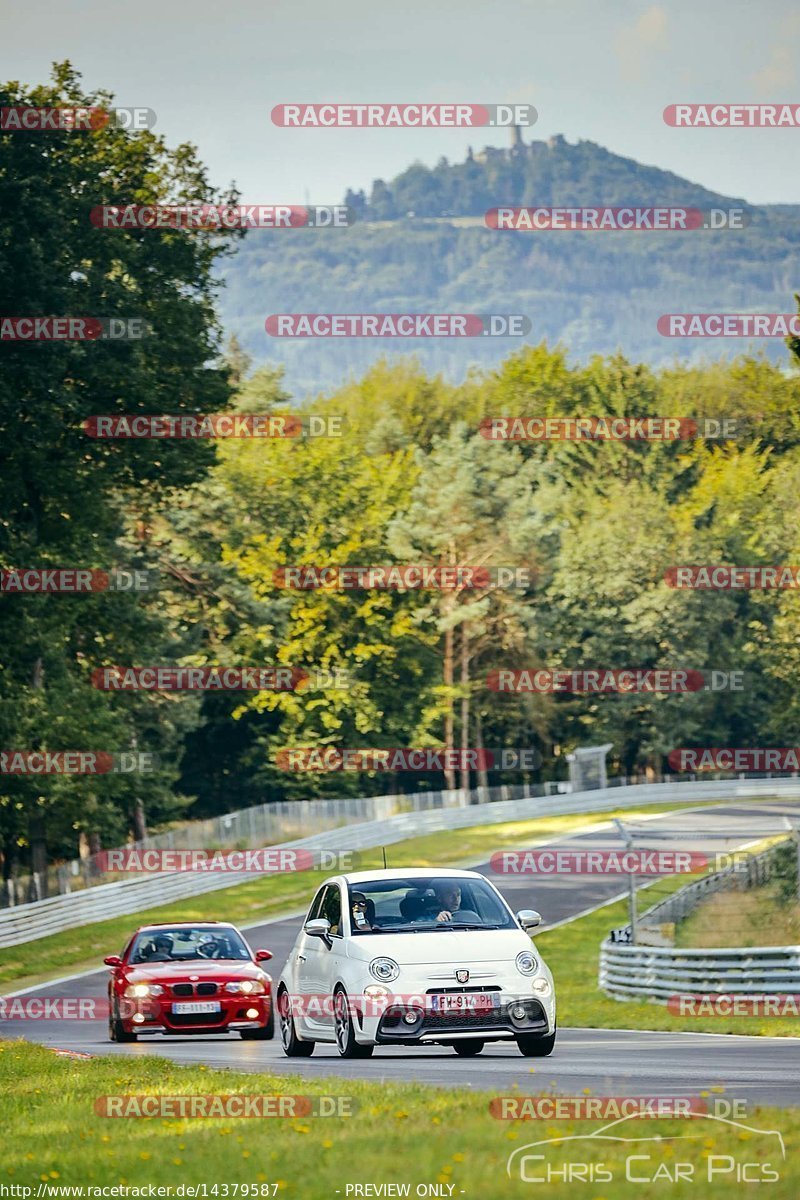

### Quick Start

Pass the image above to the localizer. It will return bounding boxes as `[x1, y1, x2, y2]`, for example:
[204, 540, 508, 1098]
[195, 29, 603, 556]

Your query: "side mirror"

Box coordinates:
[104, 955, 123, 967]
[516, 909, 542, 932]
[305, 917, 332, 945]
[254, 949, 272, 962]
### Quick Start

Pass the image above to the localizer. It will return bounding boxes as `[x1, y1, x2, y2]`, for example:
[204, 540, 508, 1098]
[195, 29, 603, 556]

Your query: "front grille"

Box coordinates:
[378, 994, 547, 1039]
[170, 982, 219, 997]
[421, 1006, 511, 1033]
[168, 1011, 226, 1027]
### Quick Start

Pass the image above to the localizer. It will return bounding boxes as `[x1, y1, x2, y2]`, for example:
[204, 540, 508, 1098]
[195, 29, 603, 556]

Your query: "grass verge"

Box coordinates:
[0, 1041, 796, 1197]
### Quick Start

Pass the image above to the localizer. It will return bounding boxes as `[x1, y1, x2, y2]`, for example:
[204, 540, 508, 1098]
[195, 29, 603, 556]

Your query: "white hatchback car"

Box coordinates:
[277, 867, 556, 1058]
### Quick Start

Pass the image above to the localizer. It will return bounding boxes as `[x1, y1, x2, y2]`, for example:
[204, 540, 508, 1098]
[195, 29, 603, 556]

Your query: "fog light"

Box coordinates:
[132, 1012, 145, 1024]
[511, 1003, 527, 1020]
[403, 1010, 419, 1025]
[245, 1007, 259, 1020]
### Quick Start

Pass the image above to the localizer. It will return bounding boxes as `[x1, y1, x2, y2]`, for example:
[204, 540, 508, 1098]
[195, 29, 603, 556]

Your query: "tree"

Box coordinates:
[0, 62, 239, 884]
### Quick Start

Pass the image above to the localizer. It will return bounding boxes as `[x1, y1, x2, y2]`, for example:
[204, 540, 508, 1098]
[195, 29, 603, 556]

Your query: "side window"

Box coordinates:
[320, 884, 342, 937]
[306, 887, 327, 923]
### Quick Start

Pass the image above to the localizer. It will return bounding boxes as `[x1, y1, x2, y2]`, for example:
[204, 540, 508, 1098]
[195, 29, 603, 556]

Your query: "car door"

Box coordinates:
[299, 882, 343, 1039]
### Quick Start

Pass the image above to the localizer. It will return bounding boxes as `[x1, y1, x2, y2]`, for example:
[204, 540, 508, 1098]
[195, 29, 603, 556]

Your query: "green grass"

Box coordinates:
[0, 1041, 796, 1198]
[0, 802, 704, 991]
[538, 877, 800, 1037]
[676, 884, 800, 949]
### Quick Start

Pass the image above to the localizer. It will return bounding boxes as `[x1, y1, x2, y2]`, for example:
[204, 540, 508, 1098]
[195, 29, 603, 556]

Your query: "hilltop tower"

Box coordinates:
[510, 124, 525, 155]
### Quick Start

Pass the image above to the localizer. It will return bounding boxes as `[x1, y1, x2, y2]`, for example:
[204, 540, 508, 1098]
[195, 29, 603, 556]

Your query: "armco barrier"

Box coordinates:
[600, 942, 800, 1001]
[3, 775, 800, 948]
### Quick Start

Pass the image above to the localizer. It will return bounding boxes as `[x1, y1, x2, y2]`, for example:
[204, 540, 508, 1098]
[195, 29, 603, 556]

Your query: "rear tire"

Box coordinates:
[334, 988, 374, 1058]
[278, 989, 314, 1057]
[516, 1029, 556, 1057]
[452, 1040, 485, 1056]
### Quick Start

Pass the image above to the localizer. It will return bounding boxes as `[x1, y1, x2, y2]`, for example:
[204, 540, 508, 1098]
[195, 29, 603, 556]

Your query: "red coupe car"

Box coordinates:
[104, 921, 274, 1041]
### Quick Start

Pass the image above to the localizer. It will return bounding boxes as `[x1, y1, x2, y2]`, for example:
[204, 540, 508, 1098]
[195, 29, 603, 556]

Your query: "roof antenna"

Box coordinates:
[382, 846, 387, 869]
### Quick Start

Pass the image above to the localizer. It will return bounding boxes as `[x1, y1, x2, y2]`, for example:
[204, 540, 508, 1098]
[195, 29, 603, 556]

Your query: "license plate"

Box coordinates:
[171, 1001, 221, 1015]
[430, 993, 498, 1014]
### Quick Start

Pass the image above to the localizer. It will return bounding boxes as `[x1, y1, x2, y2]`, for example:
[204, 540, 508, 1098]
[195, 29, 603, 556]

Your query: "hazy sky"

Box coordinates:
[2, 0, 798, 205]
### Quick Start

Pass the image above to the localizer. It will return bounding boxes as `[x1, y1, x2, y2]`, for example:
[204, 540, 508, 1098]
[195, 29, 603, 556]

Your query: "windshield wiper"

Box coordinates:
[444, 923, 507, 930]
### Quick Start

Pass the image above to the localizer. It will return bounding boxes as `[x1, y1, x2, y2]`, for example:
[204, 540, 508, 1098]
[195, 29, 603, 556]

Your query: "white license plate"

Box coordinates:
[171, 1001, 221, 1015]
[430, 993, 499, 1014]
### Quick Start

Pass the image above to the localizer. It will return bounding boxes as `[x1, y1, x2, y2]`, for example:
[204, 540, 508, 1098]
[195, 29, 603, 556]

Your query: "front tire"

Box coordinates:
[334, 988, 374, 1058]
[278, 989, 314, 1057]
[516, 1029, 556, 1057]
[108, 999, 137, 1043]
[452, 1040, 485, 1056]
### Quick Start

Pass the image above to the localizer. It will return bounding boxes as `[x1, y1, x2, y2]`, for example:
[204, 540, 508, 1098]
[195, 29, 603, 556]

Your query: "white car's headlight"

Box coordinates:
[515, 951, 538, 976]
[124, 983, 164, 998]
[369, 957, 400, 982]
[364, 984, 390, 998]
[224, 980, 266, 995]
[531, 976, 551, 995]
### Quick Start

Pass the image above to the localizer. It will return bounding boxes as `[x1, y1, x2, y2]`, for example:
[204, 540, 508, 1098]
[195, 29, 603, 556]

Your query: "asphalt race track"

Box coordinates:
[4, 800, 800, 1106]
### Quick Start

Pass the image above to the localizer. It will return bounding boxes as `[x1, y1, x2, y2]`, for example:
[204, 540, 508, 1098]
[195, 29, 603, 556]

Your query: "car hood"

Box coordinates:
[124, 961, 266, 982]
[347, 928, 531, 965]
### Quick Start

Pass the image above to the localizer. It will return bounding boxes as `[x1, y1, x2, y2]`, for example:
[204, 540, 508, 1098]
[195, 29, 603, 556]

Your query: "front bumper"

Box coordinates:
[120, 994, 272, 1035]
[351, 980, 555, 1046]
[374, 995, 549, 1044]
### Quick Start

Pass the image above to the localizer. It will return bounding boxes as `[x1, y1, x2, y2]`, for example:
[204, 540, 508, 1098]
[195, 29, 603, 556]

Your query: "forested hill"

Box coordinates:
[343, 134, 740, 219]
[220, 134, 800, 395]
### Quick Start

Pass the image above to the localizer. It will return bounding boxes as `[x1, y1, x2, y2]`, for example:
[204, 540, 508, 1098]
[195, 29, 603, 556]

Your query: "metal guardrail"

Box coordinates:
[3, 774, 800, 950]
[600, 942, 800, 1001]
[600, 840, 799, 1001]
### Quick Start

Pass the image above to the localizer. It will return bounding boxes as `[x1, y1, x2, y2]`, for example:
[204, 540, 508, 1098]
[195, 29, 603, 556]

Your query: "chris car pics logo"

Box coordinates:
[506, 1112, 785, 1184]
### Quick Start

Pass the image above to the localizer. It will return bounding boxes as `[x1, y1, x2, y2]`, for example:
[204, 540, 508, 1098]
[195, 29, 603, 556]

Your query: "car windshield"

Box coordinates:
[346, 876, 516, 933]
[129, 926, 251, 963]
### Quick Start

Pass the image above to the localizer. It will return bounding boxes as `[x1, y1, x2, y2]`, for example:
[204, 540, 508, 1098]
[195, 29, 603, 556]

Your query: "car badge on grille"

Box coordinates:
[190, 975, 199, 981]
[456, 969, 469, 984]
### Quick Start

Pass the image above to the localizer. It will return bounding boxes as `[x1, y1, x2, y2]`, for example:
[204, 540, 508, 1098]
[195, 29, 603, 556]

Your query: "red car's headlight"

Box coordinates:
[124, 983, 164, 998]
[224, 980, 266, 995]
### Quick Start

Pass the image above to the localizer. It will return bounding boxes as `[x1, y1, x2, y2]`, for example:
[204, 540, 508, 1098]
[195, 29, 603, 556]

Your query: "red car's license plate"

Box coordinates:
[430, 993, 497, 1013]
